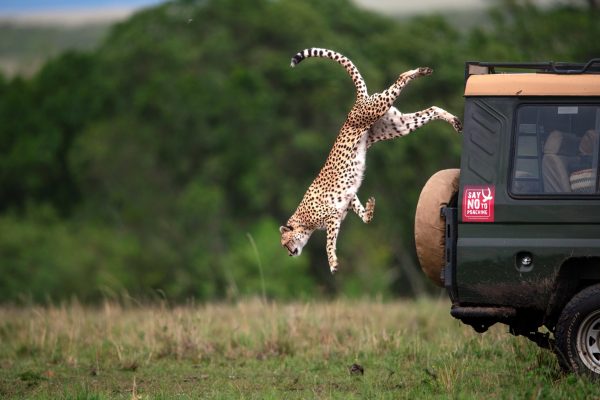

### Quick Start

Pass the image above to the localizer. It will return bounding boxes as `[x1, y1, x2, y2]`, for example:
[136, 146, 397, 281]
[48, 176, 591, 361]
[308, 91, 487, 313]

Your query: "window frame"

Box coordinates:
[508, 101, 600, 200]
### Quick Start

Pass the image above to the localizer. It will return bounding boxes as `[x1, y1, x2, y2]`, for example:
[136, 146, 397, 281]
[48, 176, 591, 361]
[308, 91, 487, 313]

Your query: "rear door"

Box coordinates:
[456, 97, 600, 310]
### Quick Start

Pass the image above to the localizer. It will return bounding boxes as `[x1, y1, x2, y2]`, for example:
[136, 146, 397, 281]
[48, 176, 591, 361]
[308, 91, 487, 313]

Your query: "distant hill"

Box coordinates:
[0, 22, 111, 77]
[0, 0, 489, 77]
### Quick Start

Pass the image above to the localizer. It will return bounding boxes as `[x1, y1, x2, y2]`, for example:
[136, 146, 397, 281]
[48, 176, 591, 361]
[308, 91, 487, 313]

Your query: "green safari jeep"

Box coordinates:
[415, 59, 600, 378]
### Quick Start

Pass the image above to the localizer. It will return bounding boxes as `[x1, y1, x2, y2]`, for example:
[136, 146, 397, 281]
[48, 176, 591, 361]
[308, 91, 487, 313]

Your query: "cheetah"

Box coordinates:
[280, 48, 462, 274]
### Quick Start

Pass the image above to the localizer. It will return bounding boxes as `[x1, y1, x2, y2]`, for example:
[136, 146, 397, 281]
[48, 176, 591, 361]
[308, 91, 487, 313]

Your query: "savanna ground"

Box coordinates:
[0, 297, 597, 399]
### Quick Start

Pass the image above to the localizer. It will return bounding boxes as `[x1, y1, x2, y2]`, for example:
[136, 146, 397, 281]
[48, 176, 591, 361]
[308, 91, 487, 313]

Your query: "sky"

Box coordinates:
[0, 0, 557, 23]
[0, 0, 163, 13]
[0, 0, 492, 16]
[0, 0, 164, 24]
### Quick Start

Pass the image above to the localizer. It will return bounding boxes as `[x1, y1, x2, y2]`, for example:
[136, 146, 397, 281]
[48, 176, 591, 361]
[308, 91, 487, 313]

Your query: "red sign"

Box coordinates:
[462, 185, 495, 222]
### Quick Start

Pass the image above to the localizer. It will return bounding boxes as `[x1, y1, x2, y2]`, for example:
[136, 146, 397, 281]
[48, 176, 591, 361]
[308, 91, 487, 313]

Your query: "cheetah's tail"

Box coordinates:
[290, 48, 368, 99]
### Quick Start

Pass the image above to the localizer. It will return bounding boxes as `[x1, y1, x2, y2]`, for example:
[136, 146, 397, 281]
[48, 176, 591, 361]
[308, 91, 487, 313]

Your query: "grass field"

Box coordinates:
[0, 298, 597, 399]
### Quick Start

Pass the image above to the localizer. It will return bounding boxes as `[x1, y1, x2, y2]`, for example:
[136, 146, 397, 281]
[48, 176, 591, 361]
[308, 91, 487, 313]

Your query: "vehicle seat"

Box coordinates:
[542, 130, 579, 193]
[570, 129, 599, 192]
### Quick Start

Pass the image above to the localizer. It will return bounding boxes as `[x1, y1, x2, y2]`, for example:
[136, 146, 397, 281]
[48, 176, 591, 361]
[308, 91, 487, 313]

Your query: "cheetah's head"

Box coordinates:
[279, 223, 311, 257]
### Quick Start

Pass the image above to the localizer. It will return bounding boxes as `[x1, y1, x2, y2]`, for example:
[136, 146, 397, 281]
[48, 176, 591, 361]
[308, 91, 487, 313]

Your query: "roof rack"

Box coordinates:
[465, 59, 600, 81]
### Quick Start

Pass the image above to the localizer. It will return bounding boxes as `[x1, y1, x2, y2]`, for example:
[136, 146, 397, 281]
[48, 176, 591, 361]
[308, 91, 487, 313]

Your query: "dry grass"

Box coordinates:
[0, 298, 597, 399]
[0, 298, 449, 362]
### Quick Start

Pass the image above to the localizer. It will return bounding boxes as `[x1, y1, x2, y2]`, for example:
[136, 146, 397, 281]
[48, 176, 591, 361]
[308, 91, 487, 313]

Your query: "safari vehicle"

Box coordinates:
[415, 59, 600, 378]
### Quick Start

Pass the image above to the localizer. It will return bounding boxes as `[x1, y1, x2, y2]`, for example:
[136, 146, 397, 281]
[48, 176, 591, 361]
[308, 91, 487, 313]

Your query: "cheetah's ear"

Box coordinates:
[279, 225, 292, 234]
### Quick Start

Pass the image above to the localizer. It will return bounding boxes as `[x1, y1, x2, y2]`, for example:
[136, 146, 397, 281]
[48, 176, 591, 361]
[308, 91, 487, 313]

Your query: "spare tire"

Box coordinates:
[414, 169, 460, 287]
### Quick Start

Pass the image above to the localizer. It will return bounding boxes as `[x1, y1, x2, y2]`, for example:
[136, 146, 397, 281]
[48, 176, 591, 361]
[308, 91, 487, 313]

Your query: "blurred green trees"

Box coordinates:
[0, 0, 598, 302]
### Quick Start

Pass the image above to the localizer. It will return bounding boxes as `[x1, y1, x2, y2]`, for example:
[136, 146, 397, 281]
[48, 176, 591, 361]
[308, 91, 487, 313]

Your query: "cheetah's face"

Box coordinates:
[279, 224, 310, 257]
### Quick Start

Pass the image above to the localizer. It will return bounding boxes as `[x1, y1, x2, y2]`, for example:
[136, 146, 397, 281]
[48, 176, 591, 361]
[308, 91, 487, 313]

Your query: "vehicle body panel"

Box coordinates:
[455, 94, 600, 311]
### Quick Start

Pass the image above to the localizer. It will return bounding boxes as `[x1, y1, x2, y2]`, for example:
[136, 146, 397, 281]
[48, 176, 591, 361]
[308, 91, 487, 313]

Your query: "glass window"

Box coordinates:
[512, 105, 600, 195]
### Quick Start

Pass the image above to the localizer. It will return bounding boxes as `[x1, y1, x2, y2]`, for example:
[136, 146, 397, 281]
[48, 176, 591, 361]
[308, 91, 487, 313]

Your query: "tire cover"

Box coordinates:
[414, 169, 460, 287]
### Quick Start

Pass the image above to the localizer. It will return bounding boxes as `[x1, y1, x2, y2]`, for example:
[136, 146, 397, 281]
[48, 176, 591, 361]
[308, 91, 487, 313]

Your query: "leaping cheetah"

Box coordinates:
[280, 48, 462, 274]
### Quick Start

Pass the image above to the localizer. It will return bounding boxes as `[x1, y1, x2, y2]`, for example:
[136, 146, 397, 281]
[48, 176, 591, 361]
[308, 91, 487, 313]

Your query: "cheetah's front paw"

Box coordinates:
[330, 262, 338, 274]
[364, 197, 376, 223]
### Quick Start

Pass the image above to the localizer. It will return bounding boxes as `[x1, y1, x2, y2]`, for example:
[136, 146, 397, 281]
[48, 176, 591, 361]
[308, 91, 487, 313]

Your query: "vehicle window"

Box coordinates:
[512, 105, 600, 195]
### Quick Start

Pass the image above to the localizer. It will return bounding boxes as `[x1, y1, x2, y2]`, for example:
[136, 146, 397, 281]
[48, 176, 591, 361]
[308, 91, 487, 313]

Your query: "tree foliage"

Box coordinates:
[0, 0, 598, 302]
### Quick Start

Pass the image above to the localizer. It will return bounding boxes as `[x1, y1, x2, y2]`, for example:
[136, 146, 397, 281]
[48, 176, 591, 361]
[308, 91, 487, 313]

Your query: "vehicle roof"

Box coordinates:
[465, 73, 600, 97]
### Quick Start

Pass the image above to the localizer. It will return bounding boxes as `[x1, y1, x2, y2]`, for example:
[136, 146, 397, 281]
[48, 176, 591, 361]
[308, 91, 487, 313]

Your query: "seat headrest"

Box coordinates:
[543, 130, 579, 156]
[579, 129, 599, 155]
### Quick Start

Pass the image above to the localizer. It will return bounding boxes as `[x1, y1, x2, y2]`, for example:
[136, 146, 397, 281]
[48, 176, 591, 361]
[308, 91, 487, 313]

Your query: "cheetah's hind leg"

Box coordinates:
[350, 194, 375, 223]
[367, 106, 462, 148]
[377, 67, 433, 110]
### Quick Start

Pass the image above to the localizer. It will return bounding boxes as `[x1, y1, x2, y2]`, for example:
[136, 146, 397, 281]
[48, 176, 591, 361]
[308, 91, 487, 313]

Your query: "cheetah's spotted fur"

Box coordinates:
[280, 48, 462, 274]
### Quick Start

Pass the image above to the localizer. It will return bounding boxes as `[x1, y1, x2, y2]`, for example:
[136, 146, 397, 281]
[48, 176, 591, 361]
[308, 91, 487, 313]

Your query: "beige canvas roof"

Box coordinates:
[465, 73, 600, 96]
